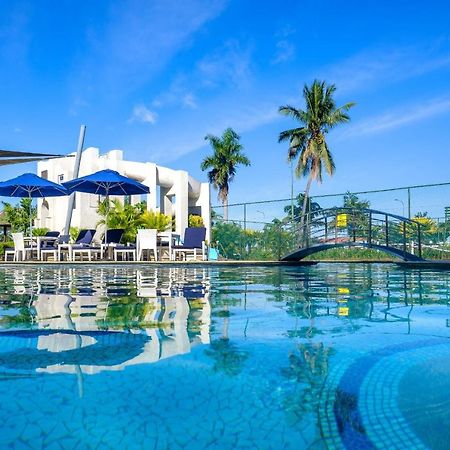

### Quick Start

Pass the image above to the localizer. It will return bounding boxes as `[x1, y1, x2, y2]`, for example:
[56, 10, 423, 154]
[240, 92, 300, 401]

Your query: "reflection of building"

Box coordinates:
[0, 266, 211, 376]
[36, 147, 211, 240]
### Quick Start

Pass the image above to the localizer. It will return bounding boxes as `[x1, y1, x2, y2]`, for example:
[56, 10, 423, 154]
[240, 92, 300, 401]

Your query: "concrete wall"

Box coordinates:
[36, 147, 211, 241]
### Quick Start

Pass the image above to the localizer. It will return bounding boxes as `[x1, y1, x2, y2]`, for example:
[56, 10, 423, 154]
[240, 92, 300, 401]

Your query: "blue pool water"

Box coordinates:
[0, 263, 449, 449]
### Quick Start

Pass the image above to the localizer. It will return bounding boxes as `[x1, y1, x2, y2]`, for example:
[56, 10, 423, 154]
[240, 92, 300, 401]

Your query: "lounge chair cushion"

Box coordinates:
[177, 227, 206, 249]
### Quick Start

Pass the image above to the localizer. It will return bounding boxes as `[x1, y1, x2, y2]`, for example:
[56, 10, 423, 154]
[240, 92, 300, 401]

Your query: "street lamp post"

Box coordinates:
[394, 198, 405, 217]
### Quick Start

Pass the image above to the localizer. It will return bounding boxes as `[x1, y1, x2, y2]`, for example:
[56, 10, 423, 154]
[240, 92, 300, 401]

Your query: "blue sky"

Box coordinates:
[1, 0, 450, 219]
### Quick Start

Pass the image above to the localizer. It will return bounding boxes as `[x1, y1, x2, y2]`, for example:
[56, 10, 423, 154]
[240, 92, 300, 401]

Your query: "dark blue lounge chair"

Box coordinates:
[173, 227, 207, 261]
[70, 229, 97, 261]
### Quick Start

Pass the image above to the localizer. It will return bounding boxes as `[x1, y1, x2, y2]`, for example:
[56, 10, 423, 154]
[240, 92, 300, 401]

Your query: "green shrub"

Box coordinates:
[140, 210, 172, 232]
[69, 227, 80, 243]
[0, 241, 13, 257]
[32, 228, 49, 236]
[189, 214, 204, 228]
[2, 199, 36, 234]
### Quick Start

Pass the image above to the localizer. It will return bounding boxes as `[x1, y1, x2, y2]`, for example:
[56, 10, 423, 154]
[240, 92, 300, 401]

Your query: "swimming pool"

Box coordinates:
[0, 263, 448, 449]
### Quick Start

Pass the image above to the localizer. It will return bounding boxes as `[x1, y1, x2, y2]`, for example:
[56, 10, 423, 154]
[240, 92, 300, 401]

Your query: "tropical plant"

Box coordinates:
[97, 199, 174, 241]
[211, 221, 245, 259]
[284, 193, 322, 222]
[188, 214, 204, 228]
[97, 199, 145, 243]
[2, 199, 36, 234]
[278, 80, 355, 233]
[343, 192, 370, 210]
[201, 128, 250, 221]
[341, 192, 370, 234]
[32, 227, 49, 236]
[412, 212, 438, 239]
[69, 226, 80, 243]
[140, 210, 172, 232]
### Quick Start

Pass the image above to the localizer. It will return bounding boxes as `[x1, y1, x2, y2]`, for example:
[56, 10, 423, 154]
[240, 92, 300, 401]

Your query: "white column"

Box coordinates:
[199, 183, 211, 243]
[174, 170, 189, 237]
[143, 163, 157, 211]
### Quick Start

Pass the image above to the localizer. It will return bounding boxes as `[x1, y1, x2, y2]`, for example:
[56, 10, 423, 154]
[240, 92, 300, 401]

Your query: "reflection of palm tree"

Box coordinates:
[206, 294, 248, 376]
[281, 343, 333, 424]
[204, 338, 248, 377]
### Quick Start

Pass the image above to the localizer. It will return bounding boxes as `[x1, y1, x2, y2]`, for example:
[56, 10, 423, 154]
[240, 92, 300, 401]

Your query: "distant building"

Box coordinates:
[36, 147, 211, 240]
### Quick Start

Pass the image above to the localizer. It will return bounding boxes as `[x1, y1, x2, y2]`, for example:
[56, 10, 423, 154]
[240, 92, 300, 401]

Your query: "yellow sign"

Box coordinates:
[338, 287, 350, 295]
[337, 213, 347, 227]
[338, 307, 349, 316]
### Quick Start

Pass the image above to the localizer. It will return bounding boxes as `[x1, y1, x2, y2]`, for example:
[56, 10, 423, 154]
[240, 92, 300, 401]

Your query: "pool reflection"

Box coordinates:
[0, 267, 211, 375]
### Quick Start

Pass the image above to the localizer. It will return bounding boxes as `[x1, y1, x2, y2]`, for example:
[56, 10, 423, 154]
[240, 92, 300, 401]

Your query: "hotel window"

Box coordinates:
[41, 170, 48, 180]
[58, 174, 64, 183]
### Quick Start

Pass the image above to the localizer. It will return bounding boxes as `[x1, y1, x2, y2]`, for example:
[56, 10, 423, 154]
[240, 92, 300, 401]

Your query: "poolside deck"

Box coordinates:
[396, 260, 450, 269]
[0, 260, 318, 266]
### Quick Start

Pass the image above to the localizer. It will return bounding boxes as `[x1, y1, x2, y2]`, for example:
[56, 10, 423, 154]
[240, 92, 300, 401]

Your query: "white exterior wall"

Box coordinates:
[36, 147, 211, 241]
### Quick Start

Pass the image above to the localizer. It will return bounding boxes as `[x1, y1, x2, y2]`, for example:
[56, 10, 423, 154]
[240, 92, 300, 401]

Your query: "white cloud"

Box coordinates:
[272, 40, 295, 65]
[129, 105, 158, 124]
[152, 76, 198, 109]
[272, 25, 296, 65]
[322, 45, 450, 94]
[197, 39, 253, 88]
[74, 0, 228, 96]
[342, 97, 450, 138]
[182, 93, 198, 109]
[149, 101, 281, 163]
[13, 127, 22, 133]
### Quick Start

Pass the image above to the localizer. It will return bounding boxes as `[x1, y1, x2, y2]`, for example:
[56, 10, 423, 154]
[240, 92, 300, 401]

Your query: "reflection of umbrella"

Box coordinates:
[63, 169, 149, 243]
[0, 330, 150, 371]
[0, 173, 68, 238]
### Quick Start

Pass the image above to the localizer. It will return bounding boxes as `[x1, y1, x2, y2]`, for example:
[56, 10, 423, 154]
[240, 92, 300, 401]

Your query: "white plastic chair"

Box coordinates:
[5, 233, 34, 261]
[137, 229, 158, 261]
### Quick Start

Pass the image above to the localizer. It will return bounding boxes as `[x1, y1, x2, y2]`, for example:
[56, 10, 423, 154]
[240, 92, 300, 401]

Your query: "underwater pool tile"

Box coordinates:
[0, 264, 449, 449]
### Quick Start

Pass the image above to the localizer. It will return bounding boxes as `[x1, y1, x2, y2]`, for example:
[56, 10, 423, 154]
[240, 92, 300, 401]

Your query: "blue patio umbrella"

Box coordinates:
[63, 169, 150, 243]
[0, 173, 68, 237]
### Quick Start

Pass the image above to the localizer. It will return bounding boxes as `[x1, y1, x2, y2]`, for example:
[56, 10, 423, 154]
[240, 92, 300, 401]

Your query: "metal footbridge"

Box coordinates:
[281, 208, 424, 261]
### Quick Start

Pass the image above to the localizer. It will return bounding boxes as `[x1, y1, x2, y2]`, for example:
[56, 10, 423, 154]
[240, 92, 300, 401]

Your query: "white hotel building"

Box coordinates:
[36, 147, 211, 240]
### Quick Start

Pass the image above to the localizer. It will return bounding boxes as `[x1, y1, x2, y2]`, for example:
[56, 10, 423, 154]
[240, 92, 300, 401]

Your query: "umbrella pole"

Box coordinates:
[104, 189, 109, 257]
[29, 193, 33, 240]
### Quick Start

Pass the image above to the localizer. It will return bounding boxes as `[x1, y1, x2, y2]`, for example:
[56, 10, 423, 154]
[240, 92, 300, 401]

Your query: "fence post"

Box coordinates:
[402, 221, 407, 259]
[335, 212, 338, 244]
[306, 212, 310, 248]
[417, 223, 422, 259]
[385, 215, 389, 247]
[243, 203, 247, 231]
[368, 212, 372, 246]
[407, 188, 411, 219]
[277, 222, 282, 260]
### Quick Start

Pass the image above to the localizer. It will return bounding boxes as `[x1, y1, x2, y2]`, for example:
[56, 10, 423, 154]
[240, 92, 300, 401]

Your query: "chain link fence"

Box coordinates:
[211, 182, 450, 261]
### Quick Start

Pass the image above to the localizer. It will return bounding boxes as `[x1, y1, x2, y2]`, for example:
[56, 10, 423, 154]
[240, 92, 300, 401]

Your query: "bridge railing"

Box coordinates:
[291, 208, 422, 259]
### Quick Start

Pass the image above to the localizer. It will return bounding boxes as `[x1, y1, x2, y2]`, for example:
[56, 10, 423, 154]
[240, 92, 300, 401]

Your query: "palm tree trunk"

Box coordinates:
[299, 174, 314, 246]
[223, 196, 228, 222]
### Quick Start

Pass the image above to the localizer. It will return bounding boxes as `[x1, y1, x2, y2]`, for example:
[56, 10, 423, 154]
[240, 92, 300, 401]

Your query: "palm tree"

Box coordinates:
[201, 128, 250, 221]
[278, 80, 355, 236]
